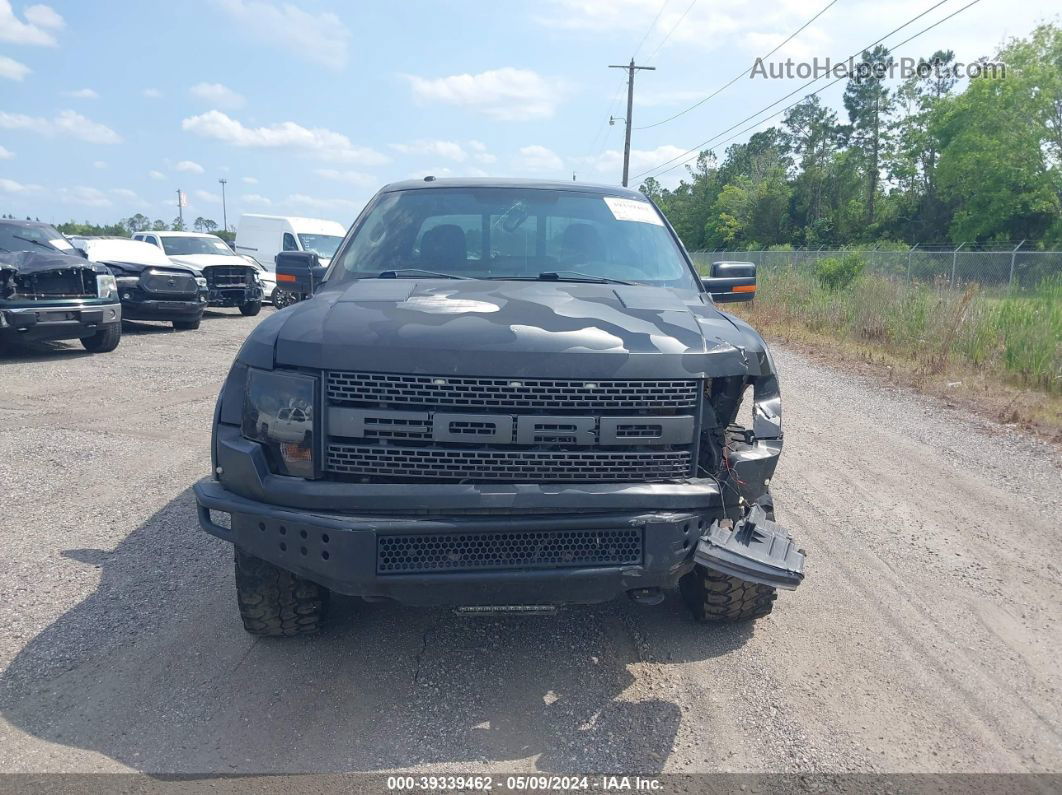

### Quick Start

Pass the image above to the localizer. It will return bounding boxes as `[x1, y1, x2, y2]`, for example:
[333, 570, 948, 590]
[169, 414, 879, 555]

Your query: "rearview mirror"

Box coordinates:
[275, 251, 326, 298]
[702, 261, 756, 303]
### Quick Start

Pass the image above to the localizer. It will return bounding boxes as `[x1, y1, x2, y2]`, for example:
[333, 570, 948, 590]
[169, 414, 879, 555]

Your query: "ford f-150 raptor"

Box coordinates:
[194, 178, 805, 636]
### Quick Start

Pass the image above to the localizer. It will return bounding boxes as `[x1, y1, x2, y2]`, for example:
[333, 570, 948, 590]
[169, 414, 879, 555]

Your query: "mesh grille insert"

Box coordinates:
[327, 371, 699, 411]
[327, 444, 691, 482]
[377, 527, 643, 574]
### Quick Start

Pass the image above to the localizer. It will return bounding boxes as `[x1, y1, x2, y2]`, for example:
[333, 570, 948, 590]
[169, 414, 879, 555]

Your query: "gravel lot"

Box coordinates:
[0, 308, 1059, 775]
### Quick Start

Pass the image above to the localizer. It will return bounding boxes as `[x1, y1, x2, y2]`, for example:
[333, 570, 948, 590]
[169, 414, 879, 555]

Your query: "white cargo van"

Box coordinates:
[234, 214, 346, 305]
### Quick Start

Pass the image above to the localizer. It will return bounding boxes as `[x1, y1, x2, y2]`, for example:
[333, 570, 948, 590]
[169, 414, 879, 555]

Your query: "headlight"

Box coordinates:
[96, 273, 118, 300]
[241, 369, 316, 478]
[250, 270, 262, 283]
[195, 276, 207, 288]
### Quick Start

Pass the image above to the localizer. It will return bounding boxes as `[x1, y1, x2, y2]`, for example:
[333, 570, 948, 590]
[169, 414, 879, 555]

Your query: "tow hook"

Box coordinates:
[628, 587, 665, 605]
[693, 505, 806, 590]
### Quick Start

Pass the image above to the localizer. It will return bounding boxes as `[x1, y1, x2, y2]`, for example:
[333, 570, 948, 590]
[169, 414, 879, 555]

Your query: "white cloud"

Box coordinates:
[285, 193, 361, 213]
[241, 176, 258, 184]
[181, 110, 389, 165]
[0, 1, 63, 46]
[391, 139, 468, 161]
[175, 160, 205, 174]
[587, 145, 688, 186]
[467, 140, 497, 164]
[406, 68, 566, 121]
[0, 176, 41, 193]
[193, 189, 220, 203]
[515, 145, 564, 173]
[315, 168, 376, 187]
[0, 110, 121, 144]
[0, 54, 29, 80]
[57, 185, 111, 207]
[63, 87, 98, 99]
[215, 0, 349, 69]
[93, 160, 107, 169]
[535, 0, 657, 31]
[110, 188, 149, 205]
[148, 169, 165, 180]
[0, 144, 12, 159]
[142, 88, 162, 99]
[240, 193, 272, 206]
[189, 81, 245, 109]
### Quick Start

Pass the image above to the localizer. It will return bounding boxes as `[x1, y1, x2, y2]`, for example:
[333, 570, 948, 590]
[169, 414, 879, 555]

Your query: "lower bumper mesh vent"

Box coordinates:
[377, 528, 643, 574]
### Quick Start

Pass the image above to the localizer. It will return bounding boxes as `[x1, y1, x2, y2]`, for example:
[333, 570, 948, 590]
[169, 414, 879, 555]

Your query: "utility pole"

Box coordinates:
[608, 58, 655, 187]
[218, 178, 228, 233]
[176, 188, 184, 227]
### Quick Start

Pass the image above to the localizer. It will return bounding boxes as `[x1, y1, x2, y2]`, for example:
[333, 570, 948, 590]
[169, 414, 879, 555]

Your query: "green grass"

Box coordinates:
[730, 267, 1061, 395]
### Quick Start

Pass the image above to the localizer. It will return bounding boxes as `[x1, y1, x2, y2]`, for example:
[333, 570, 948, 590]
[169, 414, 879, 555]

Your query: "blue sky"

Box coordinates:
[0, 0, 1054, 228]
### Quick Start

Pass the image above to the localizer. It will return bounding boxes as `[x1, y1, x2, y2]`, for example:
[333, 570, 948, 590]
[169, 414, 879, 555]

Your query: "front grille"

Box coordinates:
[327, 371, 699, 411]
[327, 443, 692, 482]
[14, 269, 96, 299]
[140, 269, 198, 295]
[204, 266, 252, 289]
[377, 527, 643, 574]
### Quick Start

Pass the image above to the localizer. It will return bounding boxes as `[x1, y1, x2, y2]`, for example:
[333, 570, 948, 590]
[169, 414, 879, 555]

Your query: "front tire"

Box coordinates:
[173, 317, 201, 330]
[680, 566, 776, 623]
[239, 301, 262, 317]
[234, 548, 328, 637]
[272, 289, 299, 309]
[80, 323, 121, 353]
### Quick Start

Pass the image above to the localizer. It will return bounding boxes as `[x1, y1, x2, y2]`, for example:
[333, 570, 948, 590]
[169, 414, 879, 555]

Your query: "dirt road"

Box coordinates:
[0, 310, 1059, 774]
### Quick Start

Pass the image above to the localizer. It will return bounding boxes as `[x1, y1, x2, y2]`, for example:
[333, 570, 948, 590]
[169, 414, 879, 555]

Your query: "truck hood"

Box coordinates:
[0, 249, 109, 278]
[98, 259, 201, 277]
[167, 254, 251, 270]
[241, 279, 774, 380]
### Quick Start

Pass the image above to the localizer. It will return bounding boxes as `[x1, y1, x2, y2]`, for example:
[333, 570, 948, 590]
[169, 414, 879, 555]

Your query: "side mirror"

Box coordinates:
[275, 251, 326, 297]
[702, 261, 757, 303]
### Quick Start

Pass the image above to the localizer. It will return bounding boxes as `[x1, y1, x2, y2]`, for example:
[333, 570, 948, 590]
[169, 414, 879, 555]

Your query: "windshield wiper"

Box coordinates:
[537, 271, 633, 285]
[12, 234, 57, 252]
[374, 268, 471, 280]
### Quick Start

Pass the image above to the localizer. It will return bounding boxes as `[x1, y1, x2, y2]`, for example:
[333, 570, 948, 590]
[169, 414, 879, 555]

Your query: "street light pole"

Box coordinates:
[608, 59, 655, 187]
[218, 178, 228, 233]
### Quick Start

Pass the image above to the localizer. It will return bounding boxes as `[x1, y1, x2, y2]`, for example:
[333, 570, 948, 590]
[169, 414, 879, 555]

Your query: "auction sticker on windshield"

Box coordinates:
[603, 196, 664, 226]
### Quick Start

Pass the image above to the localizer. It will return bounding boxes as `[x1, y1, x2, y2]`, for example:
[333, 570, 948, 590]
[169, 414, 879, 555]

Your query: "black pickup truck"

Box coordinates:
[194, 179, 805, 636]
[0, 220, 122, 353]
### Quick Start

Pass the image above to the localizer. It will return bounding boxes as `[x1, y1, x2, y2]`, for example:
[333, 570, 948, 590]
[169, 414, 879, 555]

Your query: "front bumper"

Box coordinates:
[207, 285, 263, 308]
[194, 479, 708, 605]
[121, 292, 207, 322]
[0, 300, 121, 343]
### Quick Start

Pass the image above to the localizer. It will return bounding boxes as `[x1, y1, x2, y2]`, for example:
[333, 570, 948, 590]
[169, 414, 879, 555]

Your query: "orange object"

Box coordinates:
[733, 284, 757, 293]
[276, 273, 297, 283]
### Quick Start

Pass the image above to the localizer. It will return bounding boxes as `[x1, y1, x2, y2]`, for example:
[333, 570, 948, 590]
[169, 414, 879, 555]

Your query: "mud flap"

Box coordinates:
[693, 505, 805, 590]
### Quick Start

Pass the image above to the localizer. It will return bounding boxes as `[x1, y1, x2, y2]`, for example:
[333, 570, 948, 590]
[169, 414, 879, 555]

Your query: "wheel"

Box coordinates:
[233, 548, 328, 637]
[272, 289, 299, 309]
[173, 317, 201, 330]
[239, 301, 262, 316]
[679, 566, 776, 623]
[80, 323, 121, 353]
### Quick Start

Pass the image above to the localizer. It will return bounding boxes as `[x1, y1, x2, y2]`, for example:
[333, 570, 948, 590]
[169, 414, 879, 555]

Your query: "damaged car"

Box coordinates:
[73, 236, 208, 330]
[194, 178, 805, 636]
[133, 231, 264, 316]
[0, 220, 121, 353]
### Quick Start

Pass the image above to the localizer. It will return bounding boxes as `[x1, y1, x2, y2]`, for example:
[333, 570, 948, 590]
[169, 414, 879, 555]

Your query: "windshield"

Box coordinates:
[86, 239, 172, 267]
[159, 235, 235, 257]
[298, 233, 344, 259]
[329, 188, 697, 289]
[0, 223, 75, 255]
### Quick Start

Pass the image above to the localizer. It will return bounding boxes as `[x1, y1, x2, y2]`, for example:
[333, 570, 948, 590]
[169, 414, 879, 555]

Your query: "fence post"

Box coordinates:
[951, 242, 965, 288]
[1008, 240, 1025, 291]
[907, 243, 917, 284]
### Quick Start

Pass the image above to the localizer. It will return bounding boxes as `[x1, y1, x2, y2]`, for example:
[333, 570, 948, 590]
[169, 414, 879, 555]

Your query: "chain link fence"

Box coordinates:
[690, 246, 1062, 291]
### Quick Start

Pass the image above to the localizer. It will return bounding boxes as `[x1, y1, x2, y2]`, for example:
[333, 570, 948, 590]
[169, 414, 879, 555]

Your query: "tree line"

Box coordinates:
[640, 24, 1062, 252]
[51, 214, 232, 241]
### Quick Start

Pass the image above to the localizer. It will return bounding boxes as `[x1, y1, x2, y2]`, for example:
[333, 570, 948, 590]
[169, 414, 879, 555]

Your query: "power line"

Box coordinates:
[637, 0, 841, 129]
[632, 0, 671, 60]
[643, 0, 699, 64]
[634, 0, 970, 181]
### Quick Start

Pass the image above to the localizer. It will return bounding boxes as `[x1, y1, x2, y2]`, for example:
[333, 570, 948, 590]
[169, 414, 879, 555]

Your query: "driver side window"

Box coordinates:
[282, 233, 298, 251]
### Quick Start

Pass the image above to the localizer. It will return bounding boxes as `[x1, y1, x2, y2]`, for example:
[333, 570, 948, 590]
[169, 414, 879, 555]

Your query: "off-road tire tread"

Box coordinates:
[234, 549, 328, 636]
[173, 318, 201, 330]
[81, 322, 121, 353]
[239, 301, 262, 317]
[681, 567, 776, 623]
